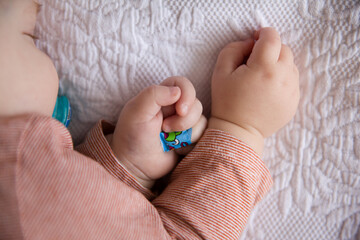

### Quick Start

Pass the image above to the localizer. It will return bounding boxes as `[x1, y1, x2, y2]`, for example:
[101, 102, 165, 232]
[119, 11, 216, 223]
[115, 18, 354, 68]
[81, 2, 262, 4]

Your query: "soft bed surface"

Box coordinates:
[36, 1, 360, 239]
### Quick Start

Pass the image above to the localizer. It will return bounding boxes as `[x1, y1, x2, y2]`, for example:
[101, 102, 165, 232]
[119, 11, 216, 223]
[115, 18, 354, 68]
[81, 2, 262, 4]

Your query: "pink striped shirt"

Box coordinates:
[0, 114, 272, 239]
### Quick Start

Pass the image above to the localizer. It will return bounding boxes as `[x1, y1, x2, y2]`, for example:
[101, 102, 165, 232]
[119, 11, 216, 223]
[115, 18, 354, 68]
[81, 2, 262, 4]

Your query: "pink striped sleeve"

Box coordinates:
[76, 120, 155, 200]
[153, 129, 273, 239]
[76, 122, 273, 239]
[1, 114, 272, 239]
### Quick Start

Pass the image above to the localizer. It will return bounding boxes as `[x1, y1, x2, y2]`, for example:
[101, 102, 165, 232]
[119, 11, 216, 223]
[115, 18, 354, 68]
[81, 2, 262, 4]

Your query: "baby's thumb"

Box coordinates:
[128, 85, 181, 120]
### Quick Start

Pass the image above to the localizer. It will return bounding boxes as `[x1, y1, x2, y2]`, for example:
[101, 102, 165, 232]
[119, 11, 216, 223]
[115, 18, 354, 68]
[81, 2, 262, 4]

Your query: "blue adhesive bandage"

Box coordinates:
[160, 128, 192, 152]
[52, 95, 71, 127]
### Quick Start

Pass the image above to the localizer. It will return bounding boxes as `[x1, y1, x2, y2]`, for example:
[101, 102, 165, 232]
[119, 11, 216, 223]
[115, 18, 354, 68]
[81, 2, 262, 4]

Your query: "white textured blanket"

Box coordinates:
[36, 1, 360, 239]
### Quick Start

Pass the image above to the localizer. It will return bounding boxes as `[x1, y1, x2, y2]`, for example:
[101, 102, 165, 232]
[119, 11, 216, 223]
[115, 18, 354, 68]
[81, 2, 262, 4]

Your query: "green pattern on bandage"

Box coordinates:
[160, 128, 192, 152]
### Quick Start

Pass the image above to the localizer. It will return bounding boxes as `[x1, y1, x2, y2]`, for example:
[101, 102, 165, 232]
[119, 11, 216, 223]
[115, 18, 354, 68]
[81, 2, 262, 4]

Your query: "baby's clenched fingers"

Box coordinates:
[126, 85, 181, 122]
[162, 98, 203, 132]
[213, 39, 254, 80]
[247, 27, 282, 67]
[161, 76, 196, 116]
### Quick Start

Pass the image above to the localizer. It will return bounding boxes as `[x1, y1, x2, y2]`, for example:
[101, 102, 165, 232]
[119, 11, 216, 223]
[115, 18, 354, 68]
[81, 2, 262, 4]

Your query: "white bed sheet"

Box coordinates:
[36, 1, 360, 239]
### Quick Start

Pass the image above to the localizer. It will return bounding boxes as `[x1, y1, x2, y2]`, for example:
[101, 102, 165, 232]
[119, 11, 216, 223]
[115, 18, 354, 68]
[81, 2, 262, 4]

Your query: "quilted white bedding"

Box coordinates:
[36, 1, 360, 239]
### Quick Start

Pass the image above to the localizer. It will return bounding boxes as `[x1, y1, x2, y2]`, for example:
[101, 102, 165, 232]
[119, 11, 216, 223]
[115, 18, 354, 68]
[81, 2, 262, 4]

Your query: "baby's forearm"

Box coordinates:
[208, 117, 264, 156]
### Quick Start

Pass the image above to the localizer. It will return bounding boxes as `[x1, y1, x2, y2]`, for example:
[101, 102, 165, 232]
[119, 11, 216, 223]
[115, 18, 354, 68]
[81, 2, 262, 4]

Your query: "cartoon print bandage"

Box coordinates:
[160, 128, 192, 152]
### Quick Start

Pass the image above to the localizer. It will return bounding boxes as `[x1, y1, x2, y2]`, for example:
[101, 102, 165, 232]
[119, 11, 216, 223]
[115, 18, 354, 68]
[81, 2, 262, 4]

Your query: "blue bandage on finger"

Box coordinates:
[160, 128, 192, 152]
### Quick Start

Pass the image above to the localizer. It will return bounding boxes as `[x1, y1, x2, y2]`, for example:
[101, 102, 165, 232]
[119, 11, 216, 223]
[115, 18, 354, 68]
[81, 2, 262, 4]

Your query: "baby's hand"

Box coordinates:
[209, 27, 300, 155]
[109, 77, 206, 188]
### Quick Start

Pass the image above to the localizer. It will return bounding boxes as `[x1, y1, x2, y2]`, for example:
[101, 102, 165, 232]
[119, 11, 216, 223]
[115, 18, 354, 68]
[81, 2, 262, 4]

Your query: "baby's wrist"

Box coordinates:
[106, 134, 155, 189]
[208, 117, 264, 156]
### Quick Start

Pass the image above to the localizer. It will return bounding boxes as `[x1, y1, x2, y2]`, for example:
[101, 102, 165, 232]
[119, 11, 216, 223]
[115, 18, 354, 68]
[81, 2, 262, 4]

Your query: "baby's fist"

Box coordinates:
[109, 77, 205, 188]
[210, 28, 299, 153]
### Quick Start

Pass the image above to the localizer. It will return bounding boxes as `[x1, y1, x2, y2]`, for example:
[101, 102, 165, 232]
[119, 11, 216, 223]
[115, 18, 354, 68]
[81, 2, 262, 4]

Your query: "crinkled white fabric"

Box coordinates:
[36, 1, 360, 239]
